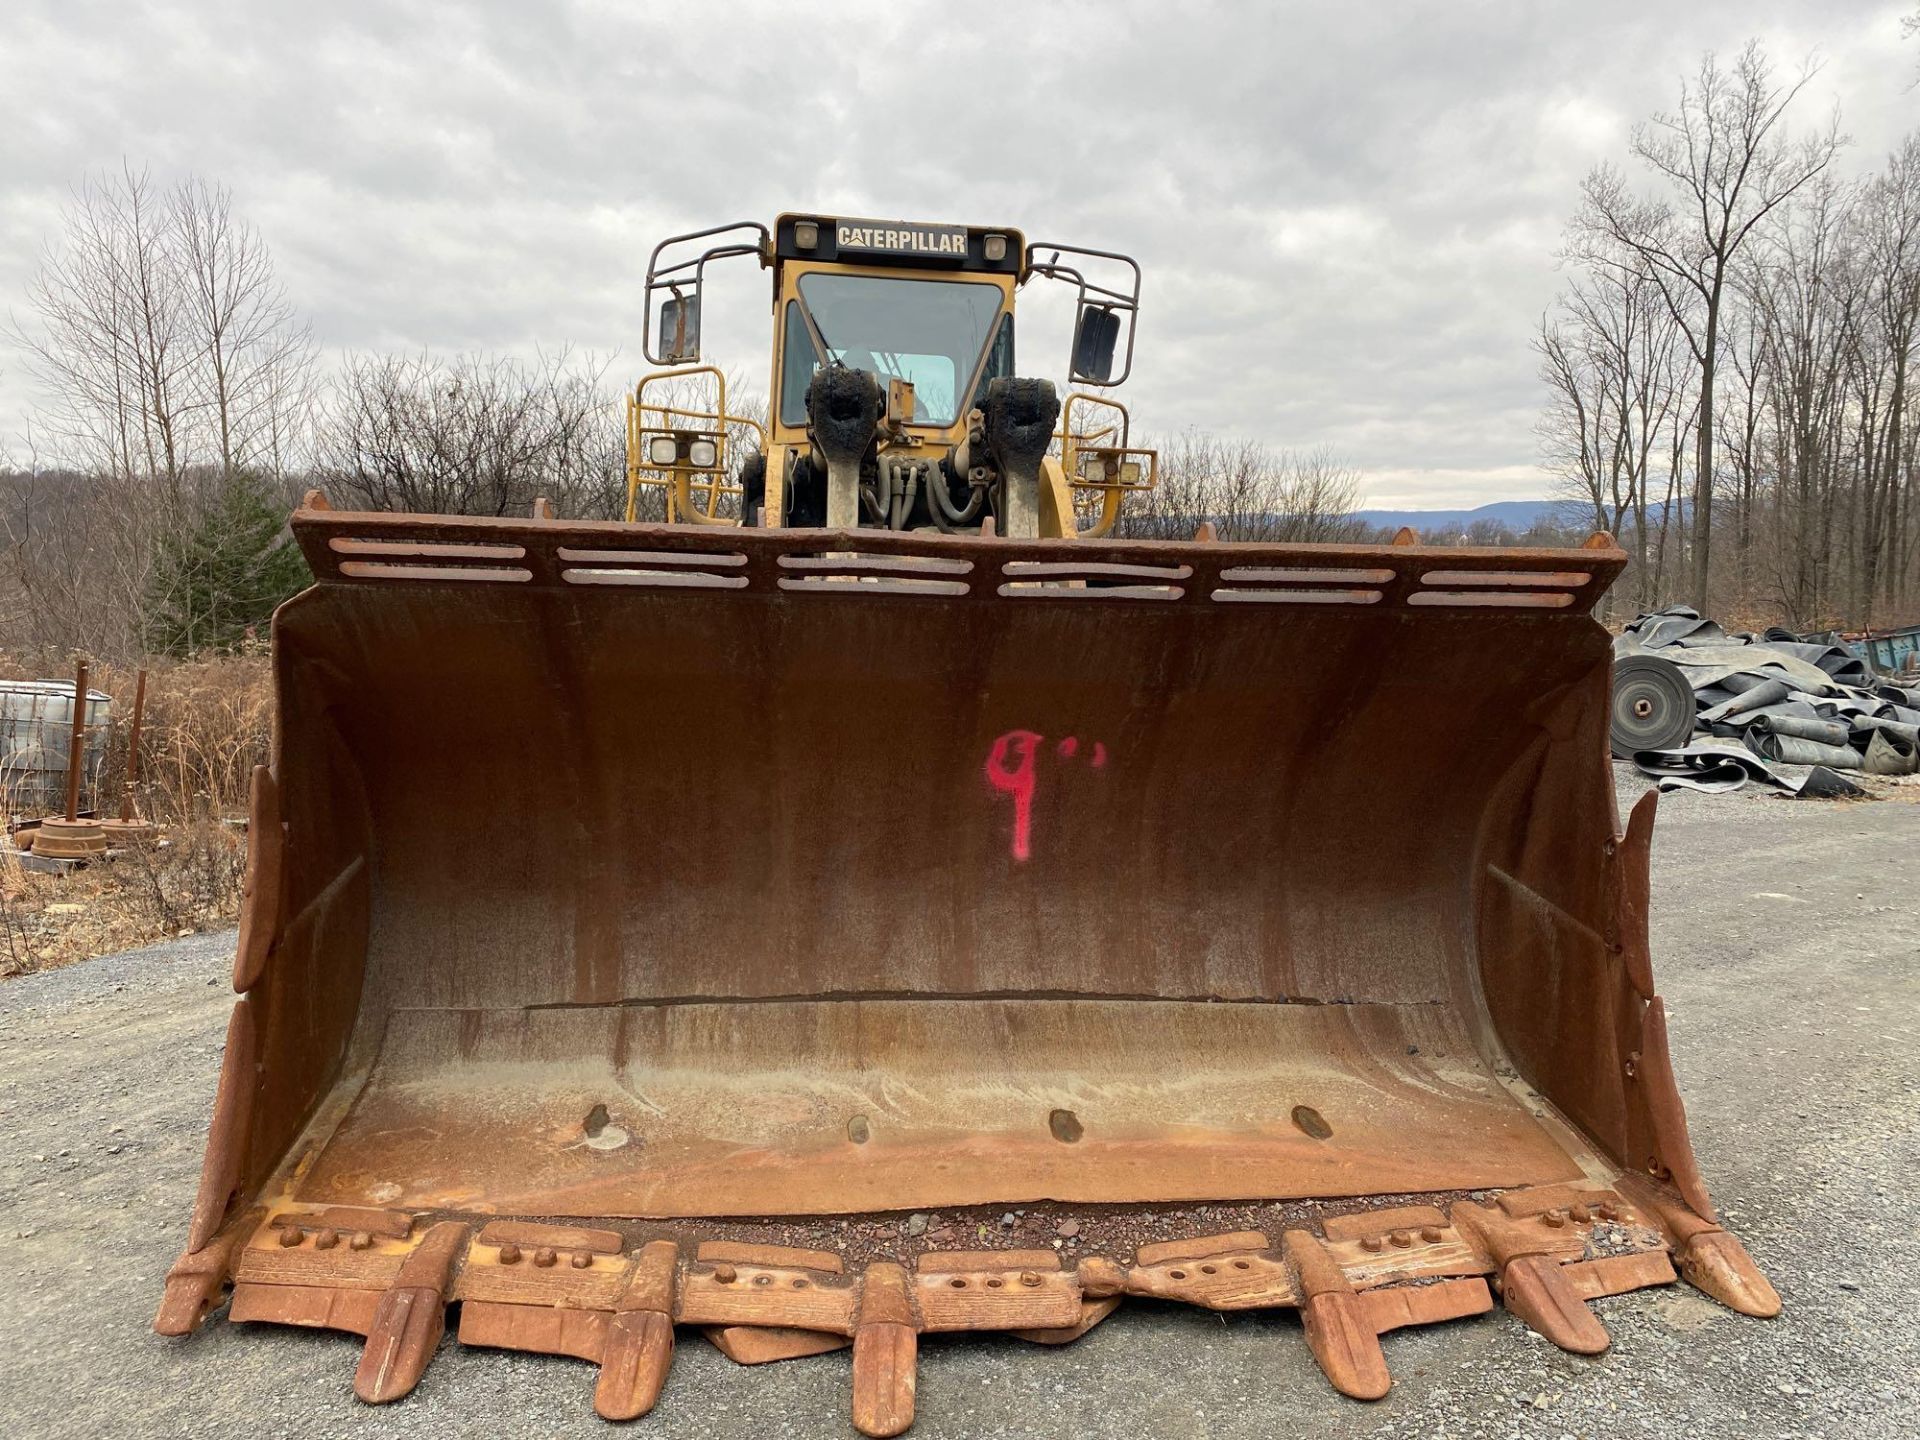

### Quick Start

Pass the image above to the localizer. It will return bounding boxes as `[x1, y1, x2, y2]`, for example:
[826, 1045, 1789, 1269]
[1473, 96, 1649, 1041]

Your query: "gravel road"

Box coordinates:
[2, 770, 1914, 1439]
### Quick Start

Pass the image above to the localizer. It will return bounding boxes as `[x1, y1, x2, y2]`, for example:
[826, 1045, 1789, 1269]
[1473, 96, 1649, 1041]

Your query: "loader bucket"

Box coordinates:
[160, 503, 1778, 1432]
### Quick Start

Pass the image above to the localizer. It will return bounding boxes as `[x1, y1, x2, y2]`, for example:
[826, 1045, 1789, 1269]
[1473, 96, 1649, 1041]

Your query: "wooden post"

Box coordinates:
[119, 668, 148, 822]
[33, 659, 109, 858]
[64, 660, 89, 822]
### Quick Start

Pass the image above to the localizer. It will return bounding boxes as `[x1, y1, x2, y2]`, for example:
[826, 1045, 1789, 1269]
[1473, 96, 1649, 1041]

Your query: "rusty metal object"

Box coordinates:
[34, 660, 108, 859]
[232, 766, 284, 991]
[29, 816, 108, 858]
[99, 667, 157, 844]
[157, 502, 1777, 1433]
[62, 660, 86, 820]
[354, 1221, 469, 1403]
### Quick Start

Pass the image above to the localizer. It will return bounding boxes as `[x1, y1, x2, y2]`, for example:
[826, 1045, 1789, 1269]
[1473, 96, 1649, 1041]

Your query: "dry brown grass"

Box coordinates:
[0, 818, 247, 976]
[0, 653, 269, 975]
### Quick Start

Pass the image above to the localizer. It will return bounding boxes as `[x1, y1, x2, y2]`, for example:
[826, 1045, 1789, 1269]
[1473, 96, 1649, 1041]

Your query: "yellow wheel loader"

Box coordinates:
[158, 212, 1777, 1436]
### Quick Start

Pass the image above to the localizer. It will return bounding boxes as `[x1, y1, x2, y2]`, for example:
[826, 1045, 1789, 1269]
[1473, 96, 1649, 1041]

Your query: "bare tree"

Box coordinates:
[315, 349, 625, 518]
[171, 177, 316, 482]
[1536, 255, 1686, 609]
[1116, 433, 1363, 543]
[10, 166, 192, 500]
[8, 166, 315, 496]
[3, 168, 316, 660]
[1854, 136, 1920, 616]
[1573, 42, 1843, 609]
[1741, 176, 1863, 624]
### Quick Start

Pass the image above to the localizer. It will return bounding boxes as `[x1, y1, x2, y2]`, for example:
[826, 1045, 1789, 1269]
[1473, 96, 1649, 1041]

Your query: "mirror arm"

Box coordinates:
[1023, 241, 1142, 387]
[642, 221, 771, 367]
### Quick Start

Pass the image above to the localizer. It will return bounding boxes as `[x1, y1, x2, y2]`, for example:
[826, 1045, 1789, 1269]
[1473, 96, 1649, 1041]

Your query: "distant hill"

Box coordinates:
[1351, 499, 1576, 532]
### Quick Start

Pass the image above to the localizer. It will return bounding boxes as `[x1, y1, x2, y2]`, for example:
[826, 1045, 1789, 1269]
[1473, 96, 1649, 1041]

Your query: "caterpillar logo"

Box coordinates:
[836, 220, 968, 257]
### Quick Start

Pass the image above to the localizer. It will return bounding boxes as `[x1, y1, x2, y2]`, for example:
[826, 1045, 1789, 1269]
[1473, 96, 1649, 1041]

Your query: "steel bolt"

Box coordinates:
[1543, 1209, 1568, 1229]
[313, 1228, 338, 1251]
[277, 1226, 303, 1248]
[1569, 1204, 1592, 1223]
[1389, 1230, 1414, 1248]
[349, 1232, 372, 1251]
[533, 1247, 557, 1268]
[713, 1264, 737, 1284]
[1019, 1271, 1042, 1287]
[1596, 1204, 1618, 1222]
[1360, 1235, 1385, 1253]
[570, 1251, 592, 1269]
[498, 1244, 522, 1265]
[1420, 1227, 1443, 1244]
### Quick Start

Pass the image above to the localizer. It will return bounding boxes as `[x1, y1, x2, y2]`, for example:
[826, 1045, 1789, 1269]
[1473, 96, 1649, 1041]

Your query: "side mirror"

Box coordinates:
[657, 292, 701, 364]
[1071, 305, 1121, 384]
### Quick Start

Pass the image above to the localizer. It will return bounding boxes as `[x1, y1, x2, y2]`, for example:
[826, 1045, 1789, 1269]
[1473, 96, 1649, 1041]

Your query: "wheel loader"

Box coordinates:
[157, 212, 1778, 1437]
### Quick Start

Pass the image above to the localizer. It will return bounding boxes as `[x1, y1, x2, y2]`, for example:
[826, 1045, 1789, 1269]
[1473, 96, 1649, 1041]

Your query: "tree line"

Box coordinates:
[1539, 40, 1920, 629]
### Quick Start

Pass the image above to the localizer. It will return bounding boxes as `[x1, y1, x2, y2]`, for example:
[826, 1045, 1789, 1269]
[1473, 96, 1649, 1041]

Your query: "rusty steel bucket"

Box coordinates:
[157, 499, 1777, 1435]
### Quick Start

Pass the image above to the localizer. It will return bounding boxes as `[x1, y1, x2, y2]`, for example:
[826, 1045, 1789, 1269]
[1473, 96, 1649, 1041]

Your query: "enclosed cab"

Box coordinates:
[626, 214, 1157, 538]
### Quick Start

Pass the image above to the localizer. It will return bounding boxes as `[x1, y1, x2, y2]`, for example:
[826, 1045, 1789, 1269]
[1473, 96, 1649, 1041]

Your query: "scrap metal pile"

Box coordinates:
[1613, 605, 1920, 795]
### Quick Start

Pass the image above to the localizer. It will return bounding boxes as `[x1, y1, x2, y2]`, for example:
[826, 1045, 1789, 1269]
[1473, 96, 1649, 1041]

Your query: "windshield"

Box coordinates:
[783, 273, 1004, 427]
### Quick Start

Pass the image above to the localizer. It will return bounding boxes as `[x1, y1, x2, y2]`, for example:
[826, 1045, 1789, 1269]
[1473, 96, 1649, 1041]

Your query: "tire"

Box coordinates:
[1609, 653, 1695, 758]
[737, 451, 766, 526]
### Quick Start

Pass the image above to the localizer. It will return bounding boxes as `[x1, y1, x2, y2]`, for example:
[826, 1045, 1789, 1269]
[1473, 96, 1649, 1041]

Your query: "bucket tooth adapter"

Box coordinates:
[158, 213, 1776, 1435]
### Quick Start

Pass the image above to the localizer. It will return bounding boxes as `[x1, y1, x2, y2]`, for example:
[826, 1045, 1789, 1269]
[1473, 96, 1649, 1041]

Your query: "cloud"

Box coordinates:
[1, 0, 1911, 506]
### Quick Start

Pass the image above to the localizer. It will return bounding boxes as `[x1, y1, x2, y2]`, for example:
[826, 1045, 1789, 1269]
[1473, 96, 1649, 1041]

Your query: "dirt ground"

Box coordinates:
[0, 767, 1913, 1439]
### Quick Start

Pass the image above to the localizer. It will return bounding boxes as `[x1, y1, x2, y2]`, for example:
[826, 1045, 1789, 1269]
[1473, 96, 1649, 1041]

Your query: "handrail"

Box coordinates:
[1058, 393, 1159, 538]
[625, 365, 767, 525]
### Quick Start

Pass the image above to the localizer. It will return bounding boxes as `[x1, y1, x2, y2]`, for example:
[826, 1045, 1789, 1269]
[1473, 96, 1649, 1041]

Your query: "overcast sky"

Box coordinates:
[2, 1, 1914, 508]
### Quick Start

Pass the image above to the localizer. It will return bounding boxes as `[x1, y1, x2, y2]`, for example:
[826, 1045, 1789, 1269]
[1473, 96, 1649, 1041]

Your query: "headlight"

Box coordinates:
[688, 438, 719, 469]
[647, 435, 679, 466]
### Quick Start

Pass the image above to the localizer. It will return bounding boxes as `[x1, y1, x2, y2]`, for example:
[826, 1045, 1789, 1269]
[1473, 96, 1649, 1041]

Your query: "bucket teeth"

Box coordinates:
[1284, 1230, 1384, 1398]
[153, 1208, 260, 1336]
[1298, 1278, 1496, 1400]
[852, 1323, 918, 1439]
[1498, 1254, 1611, 1355]
[1279, 1227, 1494, 1400]
[353, 1221, 468, 1404]
[1615, 1174, 1782, 1319]
[1676, 1230, 1782, 1318]
[595, 1310, 674, 1420]
[1300, 1291, 1393, 1400]
[595, 1239, 681, 1419]
[1449, 1193, 1687, 1356]
[172, 1181, 1771, 1434]
[354, 1286, 447, 1404]
[852, 1262, 918, 1439]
